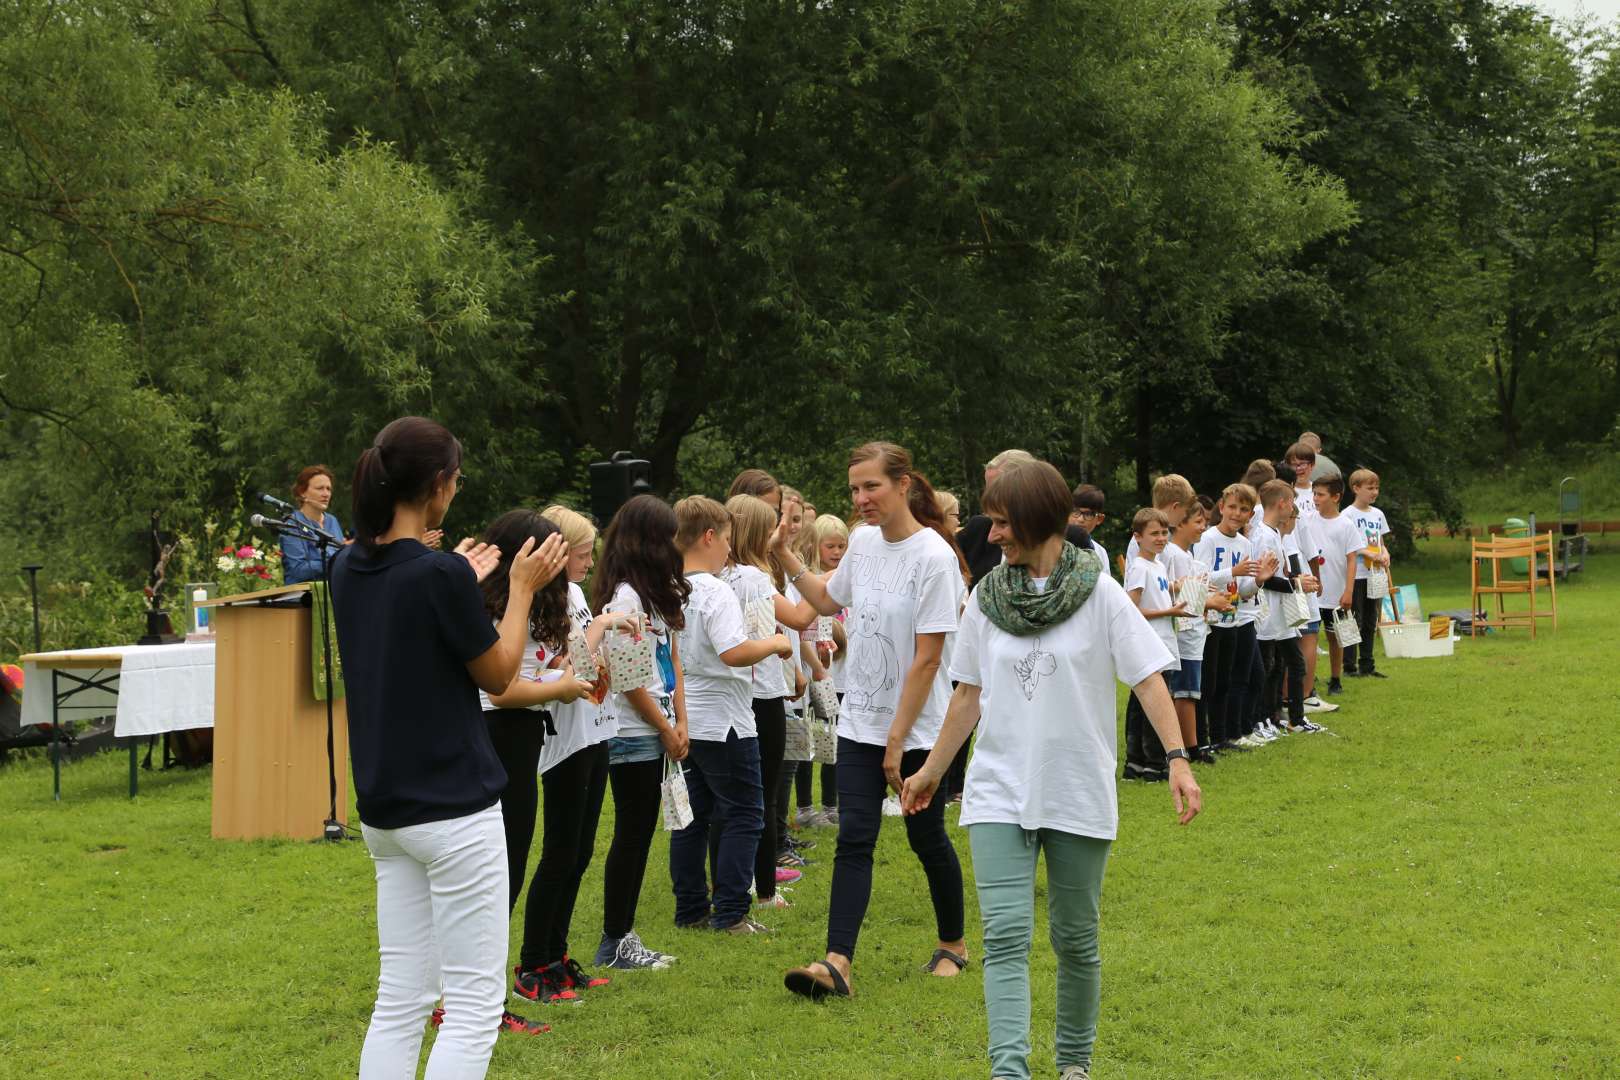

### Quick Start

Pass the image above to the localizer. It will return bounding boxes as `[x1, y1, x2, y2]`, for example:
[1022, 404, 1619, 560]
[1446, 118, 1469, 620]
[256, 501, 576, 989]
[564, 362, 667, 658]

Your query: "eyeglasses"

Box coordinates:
[1074, 509, 1105, 520]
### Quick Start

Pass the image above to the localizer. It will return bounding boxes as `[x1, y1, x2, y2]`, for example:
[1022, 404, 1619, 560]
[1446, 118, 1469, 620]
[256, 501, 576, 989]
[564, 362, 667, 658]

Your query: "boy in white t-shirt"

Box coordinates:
[1163, 502, 1231, 764]
[1122, 508, 1185, 781]
[1069, 484, 1112, 578]
[670, 497, 793, 934]
[1193, 484, 1275, 751]
[1342, 469, 1393, 679]
[1124, 474, 1196, 565]
[1311, 474, 1361, 697]
[1255, 482, 1321, 736]
[1284, 442, 1336, 713]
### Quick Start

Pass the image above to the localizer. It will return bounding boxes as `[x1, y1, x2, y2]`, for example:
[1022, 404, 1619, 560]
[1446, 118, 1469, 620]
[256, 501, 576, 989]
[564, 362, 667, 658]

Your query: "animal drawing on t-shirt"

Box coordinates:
[846, 600, 901, 711]
[1014, 639, 1056, 701]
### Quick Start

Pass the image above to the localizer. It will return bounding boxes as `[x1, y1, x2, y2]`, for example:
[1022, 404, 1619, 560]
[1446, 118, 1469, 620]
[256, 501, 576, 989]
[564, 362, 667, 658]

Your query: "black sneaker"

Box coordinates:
[511, 964, 578, 1005]
[1326, 679, 1344, 695]
[1193, 747, 1218, 764]
[561, 955, 610, 992]
[1364, 670, 1387, 679]
[500, 1009, 551, 1035]
[1140, 768, 1169, 783]
[1122, 762, 1145, 781]
[784, 834, 816, 852]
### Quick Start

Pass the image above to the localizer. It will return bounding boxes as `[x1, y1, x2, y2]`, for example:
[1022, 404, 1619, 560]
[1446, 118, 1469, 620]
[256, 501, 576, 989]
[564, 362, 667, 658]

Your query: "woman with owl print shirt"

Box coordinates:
[901, 461, 1202, 1080]
[773, 441, 967, 1002]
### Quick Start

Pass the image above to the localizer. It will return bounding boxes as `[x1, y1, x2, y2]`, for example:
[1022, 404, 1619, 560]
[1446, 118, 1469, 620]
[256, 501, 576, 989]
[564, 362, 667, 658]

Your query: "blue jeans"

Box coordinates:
[607, 733, 663, 766]
[971, 823, 1110, 1080]
[670, 731, 763, 928]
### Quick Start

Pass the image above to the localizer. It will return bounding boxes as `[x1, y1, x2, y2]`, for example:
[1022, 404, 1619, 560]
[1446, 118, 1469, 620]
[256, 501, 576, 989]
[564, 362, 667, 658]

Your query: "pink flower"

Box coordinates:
[236, 546, 258, 559]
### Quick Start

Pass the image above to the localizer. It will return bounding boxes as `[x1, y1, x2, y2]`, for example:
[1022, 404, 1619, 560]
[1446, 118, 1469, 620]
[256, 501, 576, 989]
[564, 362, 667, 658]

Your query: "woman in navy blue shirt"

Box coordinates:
[282, 465, 345, 585]
[331, 417, 568, 1077]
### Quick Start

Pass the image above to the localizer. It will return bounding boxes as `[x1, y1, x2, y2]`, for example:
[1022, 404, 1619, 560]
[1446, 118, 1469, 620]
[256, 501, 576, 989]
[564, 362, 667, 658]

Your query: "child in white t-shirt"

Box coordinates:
[1192, 484, 1275, 750]
[1343, 469, 1392, 679]
[1256, 483, 1320, 735]
[1122, 508, 1185, 781]
[671, 497, 793, 933]
[1284, 442, 1335, 713]
[1163, 501, 1230, 761]
[1311, 474, 1361, 697]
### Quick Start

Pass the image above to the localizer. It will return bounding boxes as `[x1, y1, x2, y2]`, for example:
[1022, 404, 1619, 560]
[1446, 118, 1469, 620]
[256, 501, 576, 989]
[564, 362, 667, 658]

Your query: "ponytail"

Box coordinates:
[350, 417, 463, 552]
[906, 469, 970, 585]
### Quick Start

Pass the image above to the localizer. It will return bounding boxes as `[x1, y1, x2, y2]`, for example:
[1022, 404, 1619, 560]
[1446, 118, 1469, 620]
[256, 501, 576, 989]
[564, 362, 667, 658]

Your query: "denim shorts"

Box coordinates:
[1303, 619, 1322, 635]
[607, 734, 663, 767]
[1169, 659, 1202, 700]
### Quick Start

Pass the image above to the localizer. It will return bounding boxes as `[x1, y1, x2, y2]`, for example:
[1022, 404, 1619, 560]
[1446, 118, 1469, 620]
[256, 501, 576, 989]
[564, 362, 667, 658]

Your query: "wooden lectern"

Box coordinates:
[198, 584, 348, 840]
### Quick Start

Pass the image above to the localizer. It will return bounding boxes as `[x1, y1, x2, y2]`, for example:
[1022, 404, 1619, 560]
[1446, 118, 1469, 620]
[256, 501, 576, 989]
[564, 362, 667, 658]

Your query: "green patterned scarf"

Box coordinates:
[977, 541, 1101, 636]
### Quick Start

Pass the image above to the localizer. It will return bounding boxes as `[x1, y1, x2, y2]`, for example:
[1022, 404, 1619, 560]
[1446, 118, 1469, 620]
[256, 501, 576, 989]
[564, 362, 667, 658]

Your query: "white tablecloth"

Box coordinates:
[21, 642, 216, 737]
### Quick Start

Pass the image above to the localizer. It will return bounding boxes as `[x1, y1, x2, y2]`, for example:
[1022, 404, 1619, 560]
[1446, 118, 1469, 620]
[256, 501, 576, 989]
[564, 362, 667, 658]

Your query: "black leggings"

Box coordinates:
[1344, 578, 1381, 674]
[1201, 627, 1236, 745]
[602, 754, 663, 939]
[519, 741, 608, 970]
[794, 761, 837, 808]
[825, 739, 964, 961]
[752, 697, 786, 897]
[1124, 675, 1167, 770]
[1260, 638, 1306, 727]
[484, 708, 548, 913]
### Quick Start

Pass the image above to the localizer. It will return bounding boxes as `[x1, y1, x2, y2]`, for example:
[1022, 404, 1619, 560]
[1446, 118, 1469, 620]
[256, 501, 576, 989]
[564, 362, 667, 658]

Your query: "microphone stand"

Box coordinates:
[259, 513, 346, 842]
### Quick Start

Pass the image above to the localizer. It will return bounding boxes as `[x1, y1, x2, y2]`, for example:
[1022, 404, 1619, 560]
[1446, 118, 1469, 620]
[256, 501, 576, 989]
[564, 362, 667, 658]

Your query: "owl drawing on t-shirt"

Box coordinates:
[1014, 639, 1056, 701]
[847, 600, 900, 709]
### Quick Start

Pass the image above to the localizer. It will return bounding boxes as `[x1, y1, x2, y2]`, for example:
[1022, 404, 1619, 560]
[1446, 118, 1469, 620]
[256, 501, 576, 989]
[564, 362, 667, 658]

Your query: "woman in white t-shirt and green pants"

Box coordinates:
[903, 461, 1203, 1080]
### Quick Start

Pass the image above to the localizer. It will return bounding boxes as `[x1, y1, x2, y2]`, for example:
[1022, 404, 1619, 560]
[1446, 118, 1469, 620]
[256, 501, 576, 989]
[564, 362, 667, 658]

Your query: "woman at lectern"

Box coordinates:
[282, 465, 345, 584]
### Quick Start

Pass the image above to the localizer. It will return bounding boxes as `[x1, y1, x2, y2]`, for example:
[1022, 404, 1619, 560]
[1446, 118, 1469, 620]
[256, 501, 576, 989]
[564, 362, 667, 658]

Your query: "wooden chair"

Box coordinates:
[1470, 533, 1558, 637]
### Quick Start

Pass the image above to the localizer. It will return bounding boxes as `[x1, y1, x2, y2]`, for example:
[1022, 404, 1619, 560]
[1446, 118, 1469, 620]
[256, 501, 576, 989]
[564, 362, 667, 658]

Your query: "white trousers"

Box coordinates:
[358, 804, 509, 1080]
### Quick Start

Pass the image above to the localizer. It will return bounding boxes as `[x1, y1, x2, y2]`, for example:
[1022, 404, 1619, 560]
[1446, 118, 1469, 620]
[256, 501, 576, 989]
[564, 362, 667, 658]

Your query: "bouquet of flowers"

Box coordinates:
[215, 543, 284, 595]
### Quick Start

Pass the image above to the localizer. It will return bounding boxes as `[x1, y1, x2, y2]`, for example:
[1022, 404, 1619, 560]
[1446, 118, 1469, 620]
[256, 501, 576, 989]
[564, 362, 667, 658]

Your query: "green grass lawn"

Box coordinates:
[2, 544, 1616, 1079]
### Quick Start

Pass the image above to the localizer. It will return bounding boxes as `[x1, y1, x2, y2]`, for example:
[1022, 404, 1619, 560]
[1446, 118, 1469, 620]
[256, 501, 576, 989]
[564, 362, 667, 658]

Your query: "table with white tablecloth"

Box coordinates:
[19, 641, 216, 798]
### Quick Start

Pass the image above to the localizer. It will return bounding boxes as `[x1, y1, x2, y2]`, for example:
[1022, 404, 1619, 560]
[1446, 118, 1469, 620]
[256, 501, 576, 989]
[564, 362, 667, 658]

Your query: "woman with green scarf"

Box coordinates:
[902, 460, 1202, 1080]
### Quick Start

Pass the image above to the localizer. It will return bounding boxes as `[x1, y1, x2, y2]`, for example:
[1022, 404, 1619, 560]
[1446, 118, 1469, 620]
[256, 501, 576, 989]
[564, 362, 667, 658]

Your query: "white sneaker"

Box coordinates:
[619, 930, 673, 967]
[1236, 734, 1266, 748]
[1058, 1065, 1091, 1080]
[756, 892, 792, 910]
[794, 806, 819, 828]
[882, 795, 902, 816]
[1302, 695, 1339, 713]
[1253, 723, 1277, 741]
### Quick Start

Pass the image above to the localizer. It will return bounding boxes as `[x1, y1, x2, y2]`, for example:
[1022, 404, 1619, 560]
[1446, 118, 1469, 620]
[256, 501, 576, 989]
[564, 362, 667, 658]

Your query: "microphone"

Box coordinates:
[258, 492, 295, 513]
[250, 513, 291, 530]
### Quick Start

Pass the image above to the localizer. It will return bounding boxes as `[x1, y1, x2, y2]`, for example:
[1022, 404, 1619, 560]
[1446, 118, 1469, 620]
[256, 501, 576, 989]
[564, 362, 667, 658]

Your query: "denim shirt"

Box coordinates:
[282, 510, 344, 584]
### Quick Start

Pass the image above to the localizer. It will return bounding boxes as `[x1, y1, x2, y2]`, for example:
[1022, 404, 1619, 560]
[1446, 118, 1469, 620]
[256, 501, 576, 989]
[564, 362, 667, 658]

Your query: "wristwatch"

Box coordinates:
[1164, 748, 1192, 765]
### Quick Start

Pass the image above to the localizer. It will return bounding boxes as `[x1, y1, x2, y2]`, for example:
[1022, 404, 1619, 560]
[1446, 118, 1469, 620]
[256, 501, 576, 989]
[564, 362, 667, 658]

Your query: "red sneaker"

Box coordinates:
[512, 963, 579, 1005]
[561, 956, 610, 991]
[500, 1009, 550, 1035]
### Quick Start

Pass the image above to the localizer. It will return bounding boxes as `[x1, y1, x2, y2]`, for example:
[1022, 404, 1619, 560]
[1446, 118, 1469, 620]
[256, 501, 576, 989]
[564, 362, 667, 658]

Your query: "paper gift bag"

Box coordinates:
[783, 710, 814, 762]
[604, 623, 656, 690]
[660, 758, 693, 831]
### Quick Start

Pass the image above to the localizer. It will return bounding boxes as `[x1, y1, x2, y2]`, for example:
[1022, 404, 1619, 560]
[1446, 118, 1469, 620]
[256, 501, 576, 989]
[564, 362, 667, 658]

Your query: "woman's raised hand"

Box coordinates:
[508, 533, 569, 594]
[768, 514, 791, 555]
[454, 539, 501, 582]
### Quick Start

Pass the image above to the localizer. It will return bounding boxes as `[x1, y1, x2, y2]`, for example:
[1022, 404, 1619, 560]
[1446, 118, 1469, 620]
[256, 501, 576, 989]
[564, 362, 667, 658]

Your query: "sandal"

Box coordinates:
[923, 948, 970, 974]
[784, 960, 852, 1000]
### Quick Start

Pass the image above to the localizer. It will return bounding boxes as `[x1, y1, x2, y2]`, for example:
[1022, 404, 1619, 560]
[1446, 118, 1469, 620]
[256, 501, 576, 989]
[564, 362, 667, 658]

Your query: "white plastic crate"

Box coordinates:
[1378, 622, 1456, 659]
